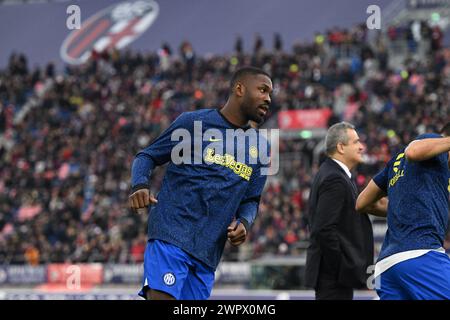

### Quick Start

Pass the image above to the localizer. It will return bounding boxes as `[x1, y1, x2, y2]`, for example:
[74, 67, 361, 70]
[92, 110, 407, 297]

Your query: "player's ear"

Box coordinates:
[235, 82, 245, 97]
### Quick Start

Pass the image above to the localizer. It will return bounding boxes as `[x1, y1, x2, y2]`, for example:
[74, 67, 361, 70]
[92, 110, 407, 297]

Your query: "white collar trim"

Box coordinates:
[332, 158, 352, 179]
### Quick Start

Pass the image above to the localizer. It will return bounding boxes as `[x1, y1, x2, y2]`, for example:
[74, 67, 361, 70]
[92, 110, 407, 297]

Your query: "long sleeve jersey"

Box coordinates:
[131, 108, 269, 269]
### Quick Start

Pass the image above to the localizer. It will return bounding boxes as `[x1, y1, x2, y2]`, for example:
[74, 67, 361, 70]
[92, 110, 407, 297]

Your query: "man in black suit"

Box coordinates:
[305, 122, 374, 300]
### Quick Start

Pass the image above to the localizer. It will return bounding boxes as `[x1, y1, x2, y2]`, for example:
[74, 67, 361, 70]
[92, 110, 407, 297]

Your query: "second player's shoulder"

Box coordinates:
[414, 132, 442, 140]
[384, 150, 405, 168]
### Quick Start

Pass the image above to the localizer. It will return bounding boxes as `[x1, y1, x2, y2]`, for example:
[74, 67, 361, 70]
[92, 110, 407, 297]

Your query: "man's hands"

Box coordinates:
[227, 219, 247, 246]
[128, 188, 158, 214]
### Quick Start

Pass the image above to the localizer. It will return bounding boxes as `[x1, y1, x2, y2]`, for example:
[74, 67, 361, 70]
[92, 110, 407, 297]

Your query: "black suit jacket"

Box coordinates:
[305, 157, 373, 289]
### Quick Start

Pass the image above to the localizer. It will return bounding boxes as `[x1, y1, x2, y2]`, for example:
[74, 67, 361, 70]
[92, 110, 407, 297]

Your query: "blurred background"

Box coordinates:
[0, 0, 449, 300]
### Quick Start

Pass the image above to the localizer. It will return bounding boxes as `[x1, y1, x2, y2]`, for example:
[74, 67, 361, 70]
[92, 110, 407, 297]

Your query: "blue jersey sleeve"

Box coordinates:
[373, 155, 396, 193]
[236, 165, 268, 232]
[236, 139, 270, 231]
[434, 148, 449, 169]
[131, 112, 194, 191]
[438, 152, 449, 169]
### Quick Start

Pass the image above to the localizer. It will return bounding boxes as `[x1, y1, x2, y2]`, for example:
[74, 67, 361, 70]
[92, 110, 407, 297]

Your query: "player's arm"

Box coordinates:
[228, 163, 269, 246]
[129, 112, 193, 212]
[356, 159, 390, 217]
[356, 180, 388, 217]
[405, 136, 450, 162]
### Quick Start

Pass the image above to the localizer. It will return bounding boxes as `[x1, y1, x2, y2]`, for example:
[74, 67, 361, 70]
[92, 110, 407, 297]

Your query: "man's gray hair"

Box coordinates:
[325, 122, 355, 156]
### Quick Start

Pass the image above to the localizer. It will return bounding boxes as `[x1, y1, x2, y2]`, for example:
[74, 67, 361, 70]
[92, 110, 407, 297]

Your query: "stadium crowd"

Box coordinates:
[0, 21, 449, 265]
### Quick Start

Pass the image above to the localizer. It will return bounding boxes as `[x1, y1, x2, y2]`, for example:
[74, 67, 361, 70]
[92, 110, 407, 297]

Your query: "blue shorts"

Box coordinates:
[376, 251, 450, 300]
[138, 239, 215, 300]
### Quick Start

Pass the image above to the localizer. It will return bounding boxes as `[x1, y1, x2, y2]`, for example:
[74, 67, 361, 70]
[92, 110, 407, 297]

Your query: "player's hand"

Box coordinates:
[227, 219, 247, 246]
[128, 188, 158, 214]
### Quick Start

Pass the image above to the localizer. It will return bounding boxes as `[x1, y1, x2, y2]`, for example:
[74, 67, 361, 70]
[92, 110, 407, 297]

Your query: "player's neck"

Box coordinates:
[220, 102, 247, 127]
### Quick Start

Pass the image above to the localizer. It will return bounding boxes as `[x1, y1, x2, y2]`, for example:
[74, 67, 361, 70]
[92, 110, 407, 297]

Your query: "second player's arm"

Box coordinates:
[405, 136, 450, 162]
[356, 180, 387, 217]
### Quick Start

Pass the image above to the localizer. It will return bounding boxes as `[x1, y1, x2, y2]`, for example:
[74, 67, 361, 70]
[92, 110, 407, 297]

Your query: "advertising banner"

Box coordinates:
[47, 264, 103, 285]
[0, 265, 46, 285]
[278, 109, 332, 130]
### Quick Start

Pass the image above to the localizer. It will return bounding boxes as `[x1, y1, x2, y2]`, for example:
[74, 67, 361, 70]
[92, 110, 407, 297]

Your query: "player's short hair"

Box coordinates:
[439, 122, 450, 137]
[230, 67, 271, 92]
[325, 121, 355, 156]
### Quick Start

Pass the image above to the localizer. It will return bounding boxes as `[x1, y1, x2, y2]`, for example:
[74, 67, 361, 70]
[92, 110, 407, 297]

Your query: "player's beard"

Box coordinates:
[242, 95, 264, 125]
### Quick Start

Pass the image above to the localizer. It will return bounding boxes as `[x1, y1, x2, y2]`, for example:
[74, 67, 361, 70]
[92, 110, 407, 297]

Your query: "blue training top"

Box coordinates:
[373, 133, 450, 261]
[131, 108, 269, 269]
